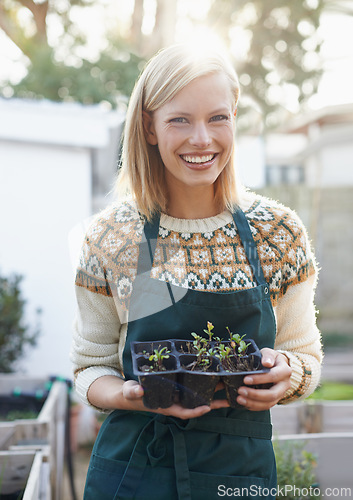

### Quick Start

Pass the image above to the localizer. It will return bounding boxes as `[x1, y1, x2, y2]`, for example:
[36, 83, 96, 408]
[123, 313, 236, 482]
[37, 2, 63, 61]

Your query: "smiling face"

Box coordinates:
[143, 73, 236, 211]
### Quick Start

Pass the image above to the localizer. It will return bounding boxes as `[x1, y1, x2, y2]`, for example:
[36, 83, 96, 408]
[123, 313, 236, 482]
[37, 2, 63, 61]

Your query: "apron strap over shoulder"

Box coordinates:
[136, 213, 159, 275]
[136, 214, 176, 306]
[232, 209, 268, 287]
[143, 213, 159, 264]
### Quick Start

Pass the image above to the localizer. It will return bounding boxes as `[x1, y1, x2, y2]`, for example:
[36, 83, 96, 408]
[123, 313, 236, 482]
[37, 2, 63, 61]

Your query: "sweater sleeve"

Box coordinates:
[70, 286, 124, 409]
[246, 196, 323, 404]
[70, 202, 143, 409]
[274, 273, 323, 404]
[268, 205, 323, 404]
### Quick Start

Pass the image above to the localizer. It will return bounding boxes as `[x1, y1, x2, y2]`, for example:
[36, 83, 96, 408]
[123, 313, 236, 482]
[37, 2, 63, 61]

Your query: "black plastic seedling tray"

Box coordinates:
[131, 338, 269, 409]
[178, 354, 220, 408]
[132, 340, 177, 408]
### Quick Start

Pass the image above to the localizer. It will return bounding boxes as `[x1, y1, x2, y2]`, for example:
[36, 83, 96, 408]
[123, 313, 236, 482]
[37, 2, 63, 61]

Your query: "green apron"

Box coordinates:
[84, 208, 277, 500]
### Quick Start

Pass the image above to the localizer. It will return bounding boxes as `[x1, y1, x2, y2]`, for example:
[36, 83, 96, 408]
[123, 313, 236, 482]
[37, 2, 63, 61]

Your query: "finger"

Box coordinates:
[251, 378, 290, 399]
[237, 391, 286, 411]
[243, 373, 272, 385]
[210, 399, 230, 410]
[243, 361, 291, 386]
[236, 395, 274, 411]
[159, 404, 211, 420]
[260, 348, 276, 368]
[237, 381, 290, 409]
[123, 380, 144, 400]
[238, 385, 281, 402]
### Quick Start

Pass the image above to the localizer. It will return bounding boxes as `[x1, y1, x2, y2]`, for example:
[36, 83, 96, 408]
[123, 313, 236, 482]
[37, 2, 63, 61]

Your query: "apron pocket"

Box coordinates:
[84, 454, 274, 500]
[84, 454, 179, 500]
[190, 470, 274, 499]
[84, 454, 125, 499]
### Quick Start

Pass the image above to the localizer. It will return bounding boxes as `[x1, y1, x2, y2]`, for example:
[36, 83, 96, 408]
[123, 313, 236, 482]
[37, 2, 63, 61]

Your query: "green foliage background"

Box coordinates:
[0, 273, 40, 372]
[274, 440, 320, 499]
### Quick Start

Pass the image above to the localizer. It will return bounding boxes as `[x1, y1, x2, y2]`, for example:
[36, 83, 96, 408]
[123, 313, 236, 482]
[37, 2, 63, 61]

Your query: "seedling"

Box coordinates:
[184, 341, 212, 372]
[203, 321, 215, 342]
[190, 332, 207, 351]
[217, 344, 232, 359]
[186, 324, 253, 372]
[237, 340, 249, 355]
[215, 343, 236, 372]
[226, 327, 250, 356]
[142, 345, 171, 372]
[203, 321, 221, 343]
[131, 330, 267, 409]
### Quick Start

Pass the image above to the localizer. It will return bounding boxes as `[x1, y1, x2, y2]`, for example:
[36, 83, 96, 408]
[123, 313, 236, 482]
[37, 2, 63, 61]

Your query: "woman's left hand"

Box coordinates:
[236, 348, 292, 411]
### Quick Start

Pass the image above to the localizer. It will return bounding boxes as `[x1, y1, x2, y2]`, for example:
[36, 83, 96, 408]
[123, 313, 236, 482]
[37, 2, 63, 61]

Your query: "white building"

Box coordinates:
[0, 98, 124, 377]
[263, 104, 353, 335]
[265, 104, 353, 188]
[236, 104, 353, 190]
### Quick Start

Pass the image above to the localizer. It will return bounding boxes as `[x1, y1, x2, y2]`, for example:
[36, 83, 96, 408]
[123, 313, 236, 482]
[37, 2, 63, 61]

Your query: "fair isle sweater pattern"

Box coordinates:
[75, 196, 316, 312]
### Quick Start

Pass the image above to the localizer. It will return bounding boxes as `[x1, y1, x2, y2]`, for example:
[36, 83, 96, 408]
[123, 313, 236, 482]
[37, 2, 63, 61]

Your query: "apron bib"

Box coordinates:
[84, 209, 277, 500]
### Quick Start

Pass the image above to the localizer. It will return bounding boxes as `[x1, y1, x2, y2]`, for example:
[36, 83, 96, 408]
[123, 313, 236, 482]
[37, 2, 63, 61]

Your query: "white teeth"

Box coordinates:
[181, 154, 214, 164]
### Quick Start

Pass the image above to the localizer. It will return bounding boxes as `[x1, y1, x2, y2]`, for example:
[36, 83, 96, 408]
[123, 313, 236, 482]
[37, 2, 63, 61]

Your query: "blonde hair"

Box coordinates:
[116, 44, 240, 220]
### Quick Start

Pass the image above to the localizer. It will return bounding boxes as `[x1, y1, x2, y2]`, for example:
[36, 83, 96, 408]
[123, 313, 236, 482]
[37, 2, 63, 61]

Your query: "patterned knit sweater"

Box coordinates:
[71, 192, 322, 408]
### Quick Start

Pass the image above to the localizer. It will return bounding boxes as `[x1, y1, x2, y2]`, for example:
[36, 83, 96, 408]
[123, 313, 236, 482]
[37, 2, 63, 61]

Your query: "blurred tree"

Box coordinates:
[7, 44, 144, 108]
[148, 0, 178, 55]
[0, 273, 40, 373]
[129, 0, 145, 54]
[206, 0, 325, 130]
[0, 0, 144, 107]
[0, 0, 349, 128]
[0, 0, 49, 58]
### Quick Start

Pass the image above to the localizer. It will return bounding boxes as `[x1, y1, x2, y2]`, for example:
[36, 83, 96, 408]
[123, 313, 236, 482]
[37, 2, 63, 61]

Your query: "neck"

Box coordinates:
[166, 185, 221, 219]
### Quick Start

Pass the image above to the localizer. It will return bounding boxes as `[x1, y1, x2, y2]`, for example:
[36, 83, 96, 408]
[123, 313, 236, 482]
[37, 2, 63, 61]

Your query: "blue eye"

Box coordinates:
[170, 117, 188, 123]
[210, 115, 229, 122]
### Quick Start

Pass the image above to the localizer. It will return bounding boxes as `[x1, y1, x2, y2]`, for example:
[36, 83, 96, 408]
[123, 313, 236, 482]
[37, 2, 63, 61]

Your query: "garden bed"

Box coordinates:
[0, 375, 68, 499]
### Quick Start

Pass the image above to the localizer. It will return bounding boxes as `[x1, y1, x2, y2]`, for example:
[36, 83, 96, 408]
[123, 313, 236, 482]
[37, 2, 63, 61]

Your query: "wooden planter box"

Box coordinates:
[272, 401, 353, 491]
[0, 375, 68, 499]
[271, 400, 353, 434]
[275, 431, 353, 491]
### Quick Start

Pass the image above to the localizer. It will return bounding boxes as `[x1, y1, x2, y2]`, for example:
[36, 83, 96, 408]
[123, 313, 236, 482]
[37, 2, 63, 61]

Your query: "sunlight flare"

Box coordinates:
[175, 25, 227, 58]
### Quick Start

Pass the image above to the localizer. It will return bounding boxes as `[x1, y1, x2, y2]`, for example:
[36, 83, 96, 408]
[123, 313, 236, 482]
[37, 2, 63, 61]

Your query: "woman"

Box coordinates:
[71, 44, 322, 499]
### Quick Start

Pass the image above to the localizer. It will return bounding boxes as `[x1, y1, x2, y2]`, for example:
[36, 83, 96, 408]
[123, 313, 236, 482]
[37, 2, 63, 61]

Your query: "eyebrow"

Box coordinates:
[165, 108, 230, 117]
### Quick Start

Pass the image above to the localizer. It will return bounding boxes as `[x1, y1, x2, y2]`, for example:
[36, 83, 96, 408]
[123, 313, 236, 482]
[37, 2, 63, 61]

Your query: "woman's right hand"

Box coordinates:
[88, 376, 228, 420]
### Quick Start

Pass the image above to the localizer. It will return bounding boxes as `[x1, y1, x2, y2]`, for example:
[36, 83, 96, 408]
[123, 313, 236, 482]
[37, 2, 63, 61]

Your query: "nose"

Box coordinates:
[189, 122, 211, 148]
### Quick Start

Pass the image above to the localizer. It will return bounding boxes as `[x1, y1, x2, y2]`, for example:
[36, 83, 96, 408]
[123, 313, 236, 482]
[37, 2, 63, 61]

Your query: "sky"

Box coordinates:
[0, 4, 352, 110]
